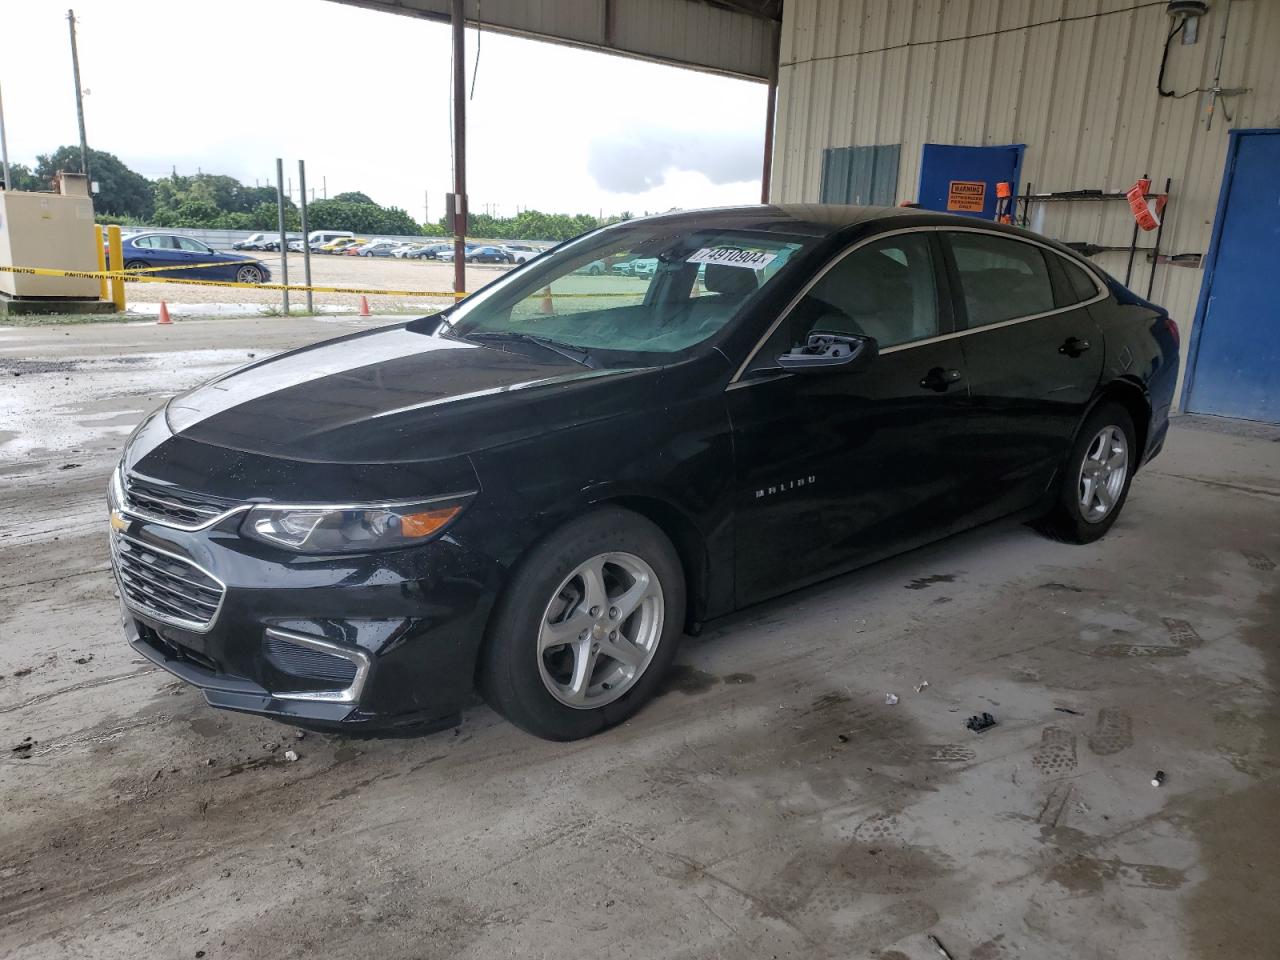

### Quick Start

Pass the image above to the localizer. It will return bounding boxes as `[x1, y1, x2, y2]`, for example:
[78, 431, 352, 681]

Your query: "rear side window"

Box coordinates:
[947, 232, 1055, 327]
[1058, 256, 1102, 303]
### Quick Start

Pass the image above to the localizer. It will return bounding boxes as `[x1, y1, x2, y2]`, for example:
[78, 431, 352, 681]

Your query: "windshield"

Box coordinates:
[434, 224, 809, 360]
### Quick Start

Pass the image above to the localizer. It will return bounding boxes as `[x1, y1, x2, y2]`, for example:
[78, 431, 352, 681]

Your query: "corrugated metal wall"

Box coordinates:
[772, 0, 1280, 398]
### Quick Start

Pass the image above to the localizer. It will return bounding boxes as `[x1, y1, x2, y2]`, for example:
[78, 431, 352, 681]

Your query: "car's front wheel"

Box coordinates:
[236, 264, 265, 284]
[1036, 401, 1136, 544]
[480, 507, 685, 740]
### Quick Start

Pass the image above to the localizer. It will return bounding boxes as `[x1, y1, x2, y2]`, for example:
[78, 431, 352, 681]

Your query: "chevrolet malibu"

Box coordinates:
[108, 205, 1179, 741]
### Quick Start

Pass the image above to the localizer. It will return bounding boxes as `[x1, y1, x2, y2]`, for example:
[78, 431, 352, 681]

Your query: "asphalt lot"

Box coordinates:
[1, 315, 1278, 960]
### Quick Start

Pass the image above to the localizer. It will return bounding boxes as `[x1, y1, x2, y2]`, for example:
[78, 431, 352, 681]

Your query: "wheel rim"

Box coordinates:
[537, 552, 664, 709]
[1078, 425, 1129, 523]
[237, 266, 260, 283]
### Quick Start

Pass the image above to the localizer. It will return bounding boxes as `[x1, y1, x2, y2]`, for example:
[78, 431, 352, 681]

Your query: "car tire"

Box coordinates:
[479, 507, 686, 741]
[123, 259, 148, 271]
[1035, 400, 1136, 544]
[235, 265, 264, 284]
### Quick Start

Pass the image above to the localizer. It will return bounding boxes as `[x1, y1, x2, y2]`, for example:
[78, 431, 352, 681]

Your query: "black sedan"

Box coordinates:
[108, 205, 1178, 740]
[466, 245, 513, 264]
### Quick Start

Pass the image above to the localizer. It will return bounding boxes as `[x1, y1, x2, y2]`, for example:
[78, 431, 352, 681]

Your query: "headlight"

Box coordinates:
[242, 497, 468, 553]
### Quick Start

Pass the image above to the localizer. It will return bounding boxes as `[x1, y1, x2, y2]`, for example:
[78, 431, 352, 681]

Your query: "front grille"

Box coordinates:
[123, 473, 237, 528]
[112, 532, 225, 630]
[265, 634, 359, 685]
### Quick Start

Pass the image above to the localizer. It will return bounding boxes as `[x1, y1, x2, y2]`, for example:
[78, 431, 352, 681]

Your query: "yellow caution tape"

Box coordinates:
[0, 263, 645, 299]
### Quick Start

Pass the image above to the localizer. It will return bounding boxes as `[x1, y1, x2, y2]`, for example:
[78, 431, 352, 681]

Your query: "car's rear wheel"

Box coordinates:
[123, 259, 148, 271]
[480, 507, 685, 740]
[1036, 401, 1136, 544]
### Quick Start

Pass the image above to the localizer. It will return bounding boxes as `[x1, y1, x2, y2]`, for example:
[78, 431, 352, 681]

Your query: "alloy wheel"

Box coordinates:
[237, 265, 262, 284]
[537, 552, 664, 709]
[1078, 425, 1129, 523]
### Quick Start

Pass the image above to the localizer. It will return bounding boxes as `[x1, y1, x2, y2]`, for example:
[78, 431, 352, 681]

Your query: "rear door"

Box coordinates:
[728, 231, 976, 603]
[941, 230, 1103, 522]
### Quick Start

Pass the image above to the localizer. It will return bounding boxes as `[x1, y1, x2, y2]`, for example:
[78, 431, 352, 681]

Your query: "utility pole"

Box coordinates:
[322, 175, 327, 200]
[451, 0, 467, 299]
[67, 9, 90, 181]
[298, 159, 313, 314]
[424, 190, 429, 225]
[275, 158, 289, 315]
[0, 80, 12, 191]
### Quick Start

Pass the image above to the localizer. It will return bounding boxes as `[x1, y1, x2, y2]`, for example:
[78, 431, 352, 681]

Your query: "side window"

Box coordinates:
[783, 234, 940, 351]
[947, 232, 1055, 327]
[1058, 255, 1102, 304]
[175, 237, 209, 253]
[133, 236, 154, 249]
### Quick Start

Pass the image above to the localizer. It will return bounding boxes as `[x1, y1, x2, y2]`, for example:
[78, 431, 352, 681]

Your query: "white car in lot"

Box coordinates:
[502, 243, 542, 264]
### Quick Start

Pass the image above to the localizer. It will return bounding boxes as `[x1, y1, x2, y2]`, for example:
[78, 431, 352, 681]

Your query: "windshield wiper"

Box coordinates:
[463, 331, 594, 367]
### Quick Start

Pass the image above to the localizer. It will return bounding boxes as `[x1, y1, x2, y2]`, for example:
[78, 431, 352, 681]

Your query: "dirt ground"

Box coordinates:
[1, 315, 1278, 960]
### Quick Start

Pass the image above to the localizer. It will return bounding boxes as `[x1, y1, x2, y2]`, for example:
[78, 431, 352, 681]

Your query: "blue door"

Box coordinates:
[1185, 130, 1280, 423]
[918, 144, 1024, 220]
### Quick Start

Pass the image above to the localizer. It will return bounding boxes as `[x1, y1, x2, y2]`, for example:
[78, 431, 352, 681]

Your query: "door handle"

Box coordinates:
[919, 367, 963, 392]
[1059, 336, 1091, 357]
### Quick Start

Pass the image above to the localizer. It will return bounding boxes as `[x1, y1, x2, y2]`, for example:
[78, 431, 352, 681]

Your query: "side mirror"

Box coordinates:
[776, 332, 877, 373]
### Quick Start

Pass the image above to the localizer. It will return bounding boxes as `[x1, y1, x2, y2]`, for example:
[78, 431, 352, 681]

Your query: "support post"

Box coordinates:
[67, 9, 90, 181]
[0, 80, 11, 191]
[451, 0, 468, 299]
[275, 157, 289, 315]
[107, 224, 125, 312]
[760, 22, 780, 204]
[298, 159, 313, 314]
[94, 224, 107, 301]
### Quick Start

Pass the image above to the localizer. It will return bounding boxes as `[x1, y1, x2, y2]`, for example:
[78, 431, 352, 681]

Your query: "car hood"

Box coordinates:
[160, 323, 659, 464]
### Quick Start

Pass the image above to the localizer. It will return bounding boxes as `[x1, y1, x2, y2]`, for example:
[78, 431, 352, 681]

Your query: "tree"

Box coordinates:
[1, 162, 42, 191]
[333, 190, 375, 205]
[33, 146, 154, 218]
[306, 199, 421, 236]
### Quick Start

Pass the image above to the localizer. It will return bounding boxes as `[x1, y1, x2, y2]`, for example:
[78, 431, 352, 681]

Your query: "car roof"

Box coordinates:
[632, 203, 1068, 245]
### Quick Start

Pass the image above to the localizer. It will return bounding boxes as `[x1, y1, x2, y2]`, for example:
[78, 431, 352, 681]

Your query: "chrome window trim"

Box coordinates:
[726, 225, 1109, 389]
[110, 530, 227, 634]
[265, 627, 372, 704]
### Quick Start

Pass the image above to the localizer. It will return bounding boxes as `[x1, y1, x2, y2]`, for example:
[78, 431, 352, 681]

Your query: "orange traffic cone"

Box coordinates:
[538, 286, 554, 315]
[157, 301, 172, 325]
[358, 295, 371, 317]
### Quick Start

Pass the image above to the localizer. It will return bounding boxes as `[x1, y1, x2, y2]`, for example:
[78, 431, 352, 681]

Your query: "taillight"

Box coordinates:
[1163, 316, 1180, 348]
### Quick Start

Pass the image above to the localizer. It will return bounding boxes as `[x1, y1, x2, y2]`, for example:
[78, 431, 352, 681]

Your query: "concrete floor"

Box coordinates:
[1, 316, 1277, 960]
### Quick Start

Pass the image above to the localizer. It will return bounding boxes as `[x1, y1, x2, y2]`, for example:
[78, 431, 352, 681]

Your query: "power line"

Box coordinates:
[779, 0, 1168, 70]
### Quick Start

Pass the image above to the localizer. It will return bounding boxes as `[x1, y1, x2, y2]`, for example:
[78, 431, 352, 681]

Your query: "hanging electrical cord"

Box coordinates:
[1156, 18, 1186, 96]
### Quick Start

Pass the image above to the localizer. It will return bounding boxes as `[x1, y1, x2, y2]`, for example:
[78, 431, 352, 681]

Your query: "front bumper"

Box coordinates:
[110, 511, 500, 733]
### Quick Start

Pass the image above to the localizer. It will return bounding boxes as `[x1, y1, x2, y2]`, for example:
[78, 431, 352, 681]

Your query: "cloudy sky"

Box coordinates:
[1, 1, 767, 219]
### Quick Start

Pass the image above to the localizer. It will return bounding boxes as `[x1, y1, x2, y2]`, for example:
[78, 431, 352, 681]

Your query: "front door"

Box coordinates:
[728, 231, 975, 604]
[1186, 130, 1280, 423]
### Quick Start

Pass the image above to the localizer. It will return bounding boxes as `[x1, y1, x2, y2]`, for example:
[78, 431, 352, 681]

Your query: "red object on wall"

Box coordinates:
[1127, 178, 1160, 231]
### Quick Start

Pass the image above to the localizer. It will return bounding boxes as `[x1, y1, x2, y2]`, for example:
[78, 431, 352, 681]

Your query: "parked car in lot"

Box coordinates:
[107, 205, 1176, 742]
[502, 243, 541, 264]
[575, 259, 607, 276]
[262, 234, 302, 252]
[356, 240, 404, 258]
[467, 245, 512, 264]
[435, 244, 475, 262]
[233, 233, 269, 251]
[308, 230, 354, 252]
[320, 237, 365, 254]
[108, 232, 271, 283]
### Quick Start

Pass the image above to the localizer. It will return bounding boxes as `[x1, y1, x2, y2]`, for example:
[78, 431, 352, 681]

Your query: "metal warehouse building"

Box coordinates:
[341, 0, 1279, 422]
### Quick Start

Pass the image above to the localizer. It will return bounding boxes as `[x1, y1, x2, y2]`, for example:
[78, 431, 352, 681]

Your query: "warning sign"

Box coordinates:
[947, 181, 986, 212]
